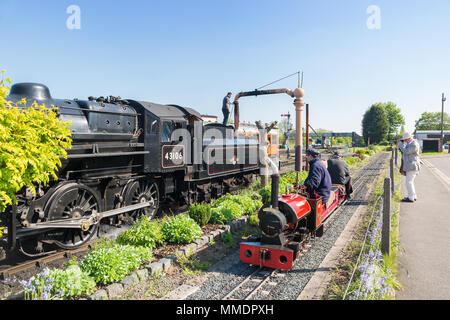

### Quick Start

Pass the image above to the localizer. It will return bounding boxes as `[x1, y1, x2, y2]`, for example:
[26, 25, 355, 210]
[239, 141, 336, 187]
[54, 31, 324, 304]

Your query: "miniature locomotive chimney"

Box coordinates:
[271, 174, 280, 209]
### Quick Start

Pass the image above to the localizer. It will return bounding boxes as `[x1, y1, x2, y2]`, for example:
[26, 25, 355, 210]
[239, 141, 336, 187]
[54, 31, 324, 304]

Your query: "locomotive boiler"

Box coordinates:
[1, 83, 269, 255]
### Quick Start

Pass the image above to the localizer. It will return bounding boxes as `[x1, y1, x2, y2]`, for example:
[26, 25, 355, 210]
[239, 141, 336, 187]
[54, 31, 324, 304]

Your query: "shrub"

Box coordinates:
[248, 213, 259, 227]
[0, 73, 72, 235]
[161, 214, 202, 244]
[213, 194, 262, 216]
[80, 242, 152, 285]
[21, 265, 96, 300]
[188, 202, 212, 226]
[258, 171, 309, 203]
[344, 156, 362, 166]
[116, 215, 165, 249]
[210, 206, 234, 224]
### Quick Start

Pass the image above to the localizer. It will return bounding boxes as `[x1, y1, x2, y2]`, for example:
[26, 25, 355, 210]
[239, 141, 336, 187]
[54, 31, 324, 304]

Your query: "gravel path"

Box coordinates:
[187, 153, 389, 300]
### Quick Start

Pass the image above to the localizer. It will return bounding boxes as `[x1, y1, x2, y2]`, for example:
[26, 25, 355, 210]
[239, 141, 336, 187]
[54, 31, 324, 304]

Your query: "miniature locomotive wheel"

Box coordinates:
[44, 183, 100, 249]
[123, 179, 160, 221]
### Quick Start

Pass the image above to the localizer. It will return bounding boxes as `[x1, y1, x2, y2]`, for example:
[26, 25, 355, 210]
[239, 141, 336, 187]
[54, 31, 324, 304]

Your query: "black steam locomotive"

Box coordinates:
[1, 83, 266, 255]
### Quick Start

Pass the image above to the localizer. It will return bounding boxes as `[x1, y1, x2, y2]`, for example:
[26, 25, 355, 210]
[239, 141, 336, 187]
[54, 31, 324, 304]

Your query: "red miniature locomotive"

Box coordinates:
[240, 175, 346, 270]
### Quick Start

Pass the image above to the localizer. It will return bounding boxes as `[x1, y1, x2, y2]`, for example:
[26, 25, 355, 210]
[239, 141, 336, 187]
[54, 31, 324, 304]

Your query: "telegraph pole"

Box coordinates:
[442, 93, 446, 152]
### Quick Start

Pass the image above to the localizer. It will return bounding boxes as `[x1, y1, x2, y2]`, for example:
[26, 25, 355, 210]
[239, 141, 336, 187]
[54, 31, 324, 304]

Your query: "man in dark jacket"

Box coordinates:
[327, 152, 353, 200]
[222, 92, 232, 125]
[303, 149, 331, 204]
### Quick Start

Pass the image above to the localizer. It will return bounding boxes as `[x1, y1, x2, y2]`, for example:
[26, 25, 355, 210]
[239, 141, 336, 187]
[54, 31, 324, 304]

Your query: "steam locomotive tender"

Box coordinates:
[2, 83, 262, 254]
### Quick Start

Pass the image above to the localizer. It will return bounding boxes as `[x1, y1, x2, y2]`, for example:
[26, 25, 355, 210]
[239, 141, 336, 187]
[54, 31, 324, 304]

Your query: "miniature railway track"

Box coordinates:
[218, 152, 389, 301]
[222, 267, 278, 300]
[0, 154, 387, 299]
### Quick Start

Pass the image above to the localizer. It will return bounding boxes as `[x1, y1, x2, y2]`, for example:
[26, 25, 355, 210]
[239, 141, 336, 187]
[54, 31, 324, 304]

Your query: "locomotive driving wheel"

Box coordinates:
[43, 183, 101, 249]
[122, 179, 160, 222]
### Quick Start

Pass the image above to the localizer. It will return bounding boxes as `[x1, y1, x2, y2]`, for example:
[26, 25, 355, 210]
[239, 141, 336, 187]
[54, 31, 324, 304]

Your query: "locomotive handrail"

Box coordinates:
[7, 104, 141, 117]
[62, 150, 149, 159]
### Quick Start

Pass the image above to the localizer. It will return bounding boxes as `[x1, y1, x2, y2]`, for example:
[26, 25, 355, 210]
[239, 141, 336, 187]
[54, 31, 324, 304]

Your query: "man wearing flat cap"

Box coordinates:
[303, 149, 332, 203]
[327, 152, 353, 200]
[397, 132, 421, 203]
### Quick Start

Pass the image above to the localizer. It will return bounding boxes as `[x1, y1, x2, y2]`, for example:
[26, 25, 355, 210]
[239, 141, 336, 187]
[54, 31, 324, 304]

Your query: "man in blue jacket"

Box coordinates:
[303, 148, 332, 204]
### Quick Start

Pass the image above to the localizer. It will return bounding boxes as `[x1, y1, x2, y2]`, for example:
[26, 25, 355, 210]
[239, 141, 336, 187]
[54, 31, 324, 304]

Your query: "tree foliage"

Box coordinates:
[0, 72, 72, 230]
[384, 102, 405, 140]
[414, 112, 450, 132]
[362, 102, 405, 143]
[362, 103, 389, 144]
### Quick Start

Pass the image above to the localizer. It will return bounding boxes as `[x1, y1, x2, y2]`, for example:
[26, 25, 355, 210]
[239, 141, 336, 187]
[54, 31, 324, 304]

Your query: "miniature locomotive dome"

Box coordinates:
[8, 83, 52, 101]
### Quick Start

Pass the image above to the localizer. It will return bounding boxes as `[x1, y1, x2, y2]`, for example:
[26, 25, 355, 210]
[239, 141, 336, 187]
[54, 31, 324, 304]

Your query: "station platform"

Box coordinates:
[396, 154, 450, 300]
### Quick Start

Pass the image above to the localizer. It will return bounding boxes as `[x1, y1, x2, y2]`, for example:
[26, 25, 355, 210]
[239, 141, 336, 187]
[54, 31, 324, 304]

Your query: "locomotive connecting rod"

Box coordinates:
[23, 201, 153, 231]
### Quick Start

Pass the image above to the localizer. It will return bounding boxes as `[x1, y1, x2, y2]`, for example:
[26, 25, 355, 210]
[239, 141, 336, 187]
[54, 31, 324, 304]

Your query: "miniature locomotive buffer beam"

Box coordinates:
[22, 201, 152, 231]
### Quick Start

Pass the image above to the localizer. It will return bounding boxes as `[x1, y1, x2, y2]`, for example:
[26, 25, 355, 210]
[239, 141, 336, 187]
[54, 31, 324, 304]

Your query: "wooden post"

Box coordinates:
[390, 157, 395, 194]
[394, 147, 398, 167]
[381, 178, 391, 255]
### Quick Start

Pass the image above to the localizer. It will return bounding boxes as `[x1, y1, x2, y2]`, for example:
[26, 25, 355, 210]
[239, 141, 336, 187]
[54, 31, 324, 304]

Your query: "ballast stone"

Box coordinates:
[106, 283, 124, 298]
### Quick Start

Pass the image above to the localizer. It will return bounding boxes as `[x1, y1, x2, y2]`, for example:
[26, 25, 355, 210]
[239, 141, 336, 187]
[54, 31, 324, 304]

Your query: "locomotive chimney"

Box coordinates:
[271, 174, 280, 209]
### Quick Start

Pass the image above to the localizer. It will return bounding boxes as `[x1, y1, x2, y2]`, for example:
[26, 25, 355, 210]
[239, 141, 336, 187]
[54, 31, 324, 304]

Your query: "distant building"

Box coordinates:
[303, 132, 364, 147]
[415, 130, 450, 152]
[201, 114, 218, 124]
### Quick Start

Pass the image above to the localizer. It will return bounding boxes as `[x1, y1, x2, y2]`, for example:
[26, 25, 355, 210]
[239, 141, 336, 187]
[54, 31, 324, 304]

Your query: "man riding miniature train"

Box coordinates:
[302, 149, 353, 204]
[327, 152, 353, 200]
[303, 148, 332, 203]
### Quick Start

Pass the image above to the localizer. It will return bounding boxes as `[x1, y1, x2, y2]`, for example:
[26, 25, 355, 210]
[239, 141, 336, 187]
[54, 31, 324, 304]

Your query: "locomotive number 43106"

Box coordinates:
[162, 145, 185, 168]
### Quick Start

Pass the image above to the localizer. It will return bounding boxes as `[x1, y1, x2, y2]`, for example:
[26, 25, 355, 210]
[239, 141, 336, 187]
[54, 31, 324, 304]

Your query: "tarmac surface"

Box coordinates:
[397, 154, 450, 300]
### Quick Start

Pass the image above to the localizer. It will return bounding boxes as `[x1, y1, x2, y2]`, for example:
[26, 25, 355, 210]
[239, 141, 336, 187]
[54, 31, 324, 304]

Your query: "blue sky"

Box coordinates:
[1, 0, 450, 135]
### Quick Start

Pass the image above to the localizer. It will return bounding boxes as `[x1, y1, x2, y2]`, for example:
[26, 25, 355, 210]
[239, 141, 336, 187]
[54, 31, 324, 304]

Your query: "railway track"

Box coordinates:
[0, 154, 386, 299]
[188, 152, 390, 300]
[0, 160, 299, 296]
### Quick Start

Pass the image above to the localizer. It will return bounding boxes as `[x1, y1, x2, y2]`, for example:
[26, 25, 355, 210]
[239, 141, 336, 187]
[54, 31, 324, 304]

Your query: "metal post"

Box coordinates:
[442, 93, 446, 152]
[381, 178, 391, 255]
[305, 104, 310, 171]
[295, 101, 303, 172]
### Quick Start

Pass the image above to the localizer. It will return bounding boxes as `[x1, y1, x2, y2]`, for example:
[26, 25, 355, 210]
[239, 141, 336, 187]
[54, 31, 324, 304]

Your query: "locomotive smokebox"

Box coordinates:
[8, 83, 52, 101]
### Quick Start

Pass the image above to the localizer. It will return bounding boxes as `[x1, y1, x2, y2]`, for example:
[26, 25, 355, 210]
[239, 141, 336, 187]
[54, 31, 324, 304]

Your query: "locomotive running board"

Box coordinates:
[22, 201, 153, 230]
[240, 242, 295, 271]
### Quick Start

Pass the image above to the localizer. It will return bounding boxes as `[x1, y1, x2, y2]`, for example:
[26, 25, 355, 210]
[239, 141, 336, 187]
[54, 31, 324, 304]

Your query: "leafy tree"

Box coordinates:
[383, 102, 405, 140]
[414, 112, 450, 132]
[0, 72, 72, 235]
[361, 103, 389, 144]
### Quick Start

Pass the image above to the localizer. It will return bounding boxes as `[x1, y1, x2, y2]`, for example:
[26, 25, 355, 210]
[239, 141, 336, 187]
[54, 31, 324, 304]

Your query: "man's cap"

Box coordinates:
[333, 151, 342, 158]
[402, 132, 412, 140]
[306, 148, 320, 157]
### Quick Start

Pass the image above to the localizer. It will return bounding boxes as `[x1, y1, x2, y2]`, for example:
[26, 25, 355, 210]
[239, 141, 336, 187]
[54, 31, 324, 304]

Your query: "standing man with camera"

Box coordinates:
[397, 132, 421, 203]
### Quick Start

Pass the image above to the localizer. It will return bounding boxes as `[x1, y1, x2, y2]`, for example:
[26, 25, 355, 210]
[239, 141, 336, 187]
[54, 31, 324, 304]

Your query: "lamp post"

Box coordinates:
[442, 93, 446, 152]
